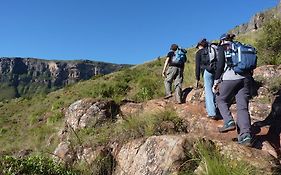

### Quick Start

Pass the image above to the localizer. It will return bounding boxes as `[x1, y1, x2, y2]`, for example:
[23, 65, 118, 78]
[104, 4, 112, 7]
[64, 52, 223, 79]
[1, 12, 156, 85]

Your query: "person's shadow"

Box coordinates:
[252, 89, 281, 170]
[182, 87, 193, 103]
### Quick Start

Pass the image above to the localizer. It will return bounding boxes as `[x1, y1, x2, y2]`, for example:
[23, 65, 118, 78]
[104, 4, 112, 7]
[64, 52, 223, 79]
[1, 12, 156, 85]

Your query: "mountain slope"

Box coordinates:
[229, 1, 281, 35]
[0, 57, 131, 101]
[0, 2, 281, 174]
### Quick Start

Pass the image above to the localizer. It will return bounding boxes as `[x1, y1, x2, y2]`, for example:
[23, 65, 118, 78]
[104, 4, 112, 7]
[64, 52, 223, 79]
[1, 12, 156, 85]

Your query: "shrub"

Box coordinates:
[70, 109, 187, 148]
[256, 18, 281, 65]
[179, 140, 258, 175]
[135, 77, 159, 101]
[0, 155, 79, 175]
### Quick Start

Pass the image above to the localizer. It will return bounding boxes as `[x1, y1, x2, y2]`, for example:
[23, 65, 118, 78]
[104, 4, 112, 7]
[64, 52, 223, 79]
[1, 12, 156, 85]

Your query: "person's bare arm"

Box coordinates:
[162, 57, 170, 78]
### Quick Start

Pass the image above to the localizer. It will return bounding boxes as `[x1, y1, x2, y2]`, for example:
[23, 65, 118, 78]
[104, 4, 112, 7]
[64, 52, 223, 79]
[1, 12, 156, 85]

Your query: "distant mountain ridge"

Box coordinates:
[229, 1, 281, 35]
[0, 57, 132, 100]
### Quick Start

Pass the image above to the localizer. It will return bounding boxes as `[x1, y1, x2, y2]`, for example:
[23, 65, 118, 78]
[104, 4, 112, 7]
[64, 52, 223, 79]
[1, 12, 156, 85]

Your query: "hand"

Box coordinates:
[162, 71, 166, 78]
[212, 83, 219, 94]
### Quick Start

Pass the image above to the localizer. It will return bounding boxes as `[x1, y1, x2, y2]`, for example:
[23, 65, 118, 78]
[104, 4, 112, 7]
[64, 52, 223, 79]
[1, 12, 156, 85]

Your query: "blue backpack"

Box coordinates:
[225, 41, 257, 74]
[171, 48, 187, 65]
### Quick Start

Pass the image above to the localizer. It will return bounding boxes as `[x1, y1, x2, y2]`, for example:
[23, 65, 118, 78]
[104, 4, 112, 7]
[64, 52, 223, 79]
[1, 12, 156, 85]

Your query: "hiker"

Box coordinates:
[195, 38, 218, 119]
[162, 44, 187, 104]
[213, 33, 255, 146]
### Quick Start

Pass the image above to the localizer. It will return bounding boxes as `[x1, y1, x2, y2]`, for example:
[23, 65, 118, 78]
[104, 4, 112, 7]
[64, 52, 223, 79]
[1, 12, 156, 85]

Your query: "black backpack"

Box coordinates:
[201, 43, 218, 74]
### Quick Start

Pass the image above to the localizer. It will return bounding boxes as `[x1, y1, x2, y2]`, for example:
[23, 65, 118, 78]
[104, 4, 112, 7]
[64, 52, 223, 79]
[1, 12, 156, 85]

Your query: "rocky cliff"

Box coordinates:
[229, 1, 281, 35]
[0, 57, 131, 100]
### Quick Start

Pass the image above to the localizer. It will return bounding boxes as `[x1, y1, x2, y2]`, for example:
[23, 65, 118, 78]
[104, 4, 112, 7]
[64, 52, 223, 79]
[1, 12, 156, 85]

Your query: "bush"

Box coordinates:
[135, 77, 159, 101]
[256, 18, 281, 65]
[0, 155, 79, 175]
[179, 140, 258, 175]
[71, 109, 187, 148]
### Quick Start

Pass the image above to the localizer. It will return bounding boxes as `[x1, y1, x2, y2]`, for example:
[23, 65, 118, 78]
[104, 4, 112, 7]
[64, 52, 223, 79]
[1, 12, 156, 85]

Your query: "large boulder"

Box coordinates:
[114, 135, 187, 175]
[250, 65, 281, 121]
[54, 98, 119, 164]
[65, 98, 119, 131]
[113, 135, 278, 175]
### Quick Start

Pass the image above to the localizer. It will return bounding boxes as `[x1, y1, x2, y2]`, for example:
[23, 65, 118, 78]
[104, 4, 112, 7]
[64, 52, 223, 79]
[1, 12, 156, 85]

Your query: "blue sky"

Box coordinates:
[0, 0, 278, 64]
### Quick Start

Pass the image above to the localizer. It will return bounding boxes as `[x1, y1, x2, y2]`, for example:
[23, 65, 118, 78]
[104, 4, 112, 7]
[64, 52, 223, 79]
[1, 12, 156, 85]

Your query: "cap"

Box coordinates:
[220, 33, 228, 41]
[196, 38, 208, 48]
[170, 44, 178, 51]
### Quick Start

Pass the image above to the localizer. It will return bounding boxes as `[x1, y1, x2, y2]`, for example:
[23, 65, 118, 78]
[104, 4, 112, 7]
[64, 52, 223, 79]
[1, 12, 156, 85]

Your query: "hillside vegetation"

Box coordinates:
[0, 14, 281, 174]
[0, 48, 197, 153]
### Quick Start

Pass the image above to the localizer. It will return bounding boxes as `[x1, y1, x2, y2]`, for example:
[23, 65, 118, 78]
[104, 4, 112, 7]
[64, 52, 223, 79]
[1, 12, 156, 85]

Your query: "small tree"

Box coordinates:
[256, 18, 281, 65]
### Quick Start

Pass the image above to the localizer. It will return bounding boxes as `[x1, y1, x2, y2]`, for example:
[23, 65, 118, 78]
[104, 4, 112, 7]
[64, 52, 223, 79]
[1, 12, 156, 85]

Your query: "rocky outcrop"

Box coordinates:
[0, 57, 131, 100]
[113, 135, 276, 175]
[51, 65, 281, 174]
[114, 65, 281, 174]
[65, 98, 119, 131]
[54, 98, 119, 164]
[116, 101, 280, 174]
[250, 65, 281, 121]
[229, 1, 281, 35]
[114, 135, 187, 175]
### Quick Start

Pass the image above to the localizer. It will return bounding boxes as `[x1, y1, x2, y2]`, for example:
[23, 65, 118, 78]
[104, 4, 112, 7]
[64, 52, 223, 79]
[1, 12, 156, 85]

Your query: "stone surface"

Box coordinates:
[65, 98, 119, 131]
[114, 135, 187, 175]
[54, 98, 119, 164]
[53, 65, 281, 173]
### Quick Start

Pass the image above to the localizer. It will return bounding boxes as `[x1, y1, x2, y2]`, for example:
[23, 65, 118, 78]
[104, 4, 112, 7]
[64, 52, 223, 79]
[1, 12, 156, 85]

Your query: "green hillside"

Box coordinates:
[0, 49, 196, 153]
[0, 14, 281, 174]
[1, 15, 281, 153]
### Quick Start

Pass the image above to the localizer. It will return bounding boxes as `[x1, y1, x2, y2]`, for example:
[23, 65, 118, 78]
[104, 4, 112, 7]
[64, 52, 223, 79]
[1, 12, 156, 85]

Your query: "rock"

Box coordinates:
[249, 102, 272, 122]
[249, 65, 281, 121]
[52, 64, 281, 172]
[15, 149, 33, 158]
[114, 135, 187, 175]
[214, 139, 276, 173]
[185, 88, 204, 103]
[76, 146, 105, 165]
[120, 102, 143, 117]
[254, 65, 281, 80]
[54, 98, 119, 164]
[113, 134, 278, 175]
[65, 98, 119, 131]
[53, 141, 75, 165]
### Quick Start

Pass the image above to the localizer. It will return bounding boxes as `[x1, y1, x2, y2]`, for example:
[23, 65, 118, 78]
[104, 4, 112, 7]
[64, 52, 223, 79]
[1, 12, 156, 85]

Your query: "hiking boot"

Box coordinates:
[218, 120, 236, 133]
[164, 94, 173, 99]
[238, 134, 252, 147]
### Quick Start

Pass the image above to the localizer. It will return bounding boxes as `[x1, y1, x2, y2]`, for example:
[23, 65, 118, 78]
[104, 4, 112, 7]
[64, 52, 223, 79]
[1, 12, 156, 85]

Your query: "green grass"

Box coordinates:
[68, 108, 187, 149]
[0, 24, 279, 173]
[0, 54, 197, 153]
[196, 141, 256, 175]
[179, 140, 258, 175]
[0, 154, 80, 175]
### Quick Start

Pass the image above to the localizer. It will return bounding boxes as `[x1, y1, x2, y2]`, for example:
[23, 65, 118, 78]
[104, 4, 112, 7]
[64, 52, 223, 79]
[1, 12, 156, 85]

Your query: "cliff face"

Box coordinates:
[0, 57, 131, 100]
[229, 1, 281, 35]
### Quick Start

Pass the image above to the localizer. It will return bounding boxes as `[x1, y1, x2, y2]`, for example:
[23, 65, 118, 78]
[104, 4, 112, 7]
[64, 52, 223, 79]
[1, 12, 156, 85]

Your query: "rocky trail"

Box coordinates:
[53, 65, 281, 174]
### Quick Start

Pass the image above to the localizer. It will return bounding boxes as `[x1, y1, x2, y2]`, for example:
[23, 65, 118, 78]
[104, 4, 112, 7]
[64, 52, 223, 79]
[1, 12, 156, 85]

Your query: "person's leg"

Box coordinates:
[203, 70, 216, 117]
[174, 67, 183, 103]
[164, 67, 177, 98]
[217, 80, 240, 132]
[235, 77, 251, 141]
